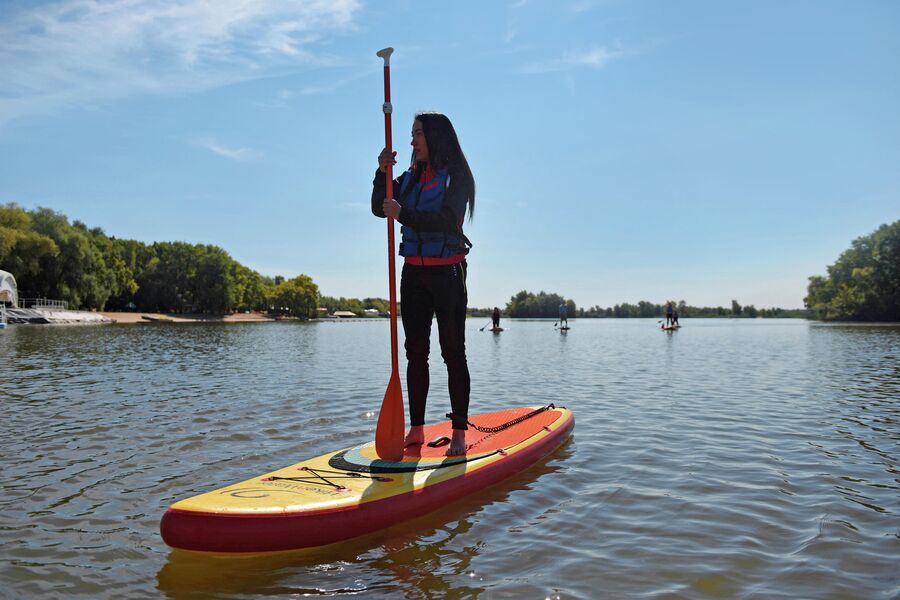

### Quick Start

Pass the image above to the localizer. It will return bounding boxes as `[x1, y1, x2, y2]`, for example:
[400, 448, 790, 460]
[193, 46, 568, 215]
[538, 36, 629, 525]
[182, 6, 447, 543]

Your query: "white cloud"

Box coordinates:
[570, 0, 595, 13]
[519, 45, 625, 74]
[295, 68, 370, 96]
[569, 47, 618, 67]
[197, 139, 262, 162]
[253, 68, 369, 108]
[504, 0, 529, 43]
[0, 0, 362, 126]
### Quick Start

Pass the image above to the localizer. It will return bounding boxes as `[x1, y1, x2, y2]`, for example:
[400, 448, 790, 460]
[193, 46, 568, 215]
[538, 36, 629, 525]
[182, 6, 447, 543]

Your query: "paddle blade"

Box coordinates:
[375, 371, 405, 461]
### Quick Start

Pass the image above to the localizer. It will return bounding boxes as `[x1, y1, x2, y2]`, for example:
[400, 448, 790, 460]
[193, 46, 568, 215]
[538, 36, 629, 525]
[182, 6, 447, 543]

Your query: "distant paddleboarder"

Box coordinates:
[491, 307, 501, 330]
[558, 302, 568, 329]
[672, 308, 680, 327]
[372, 112, 476, 456]
[664, 301, 674, 327]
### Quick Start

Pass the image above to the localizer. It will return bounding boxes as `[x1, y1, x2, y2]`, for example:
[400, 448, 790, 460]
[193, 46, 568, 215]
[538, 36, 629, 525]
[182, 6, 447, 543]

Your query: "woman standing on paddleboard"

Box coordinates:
[372, 112, 475, 456]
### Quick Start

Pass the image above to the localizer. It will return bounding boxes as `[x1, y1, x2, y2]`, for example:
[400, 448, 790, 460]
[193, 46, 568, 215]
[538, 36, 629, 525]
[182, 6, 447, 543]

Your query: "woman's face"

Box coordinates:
[411, 120, 429, 163]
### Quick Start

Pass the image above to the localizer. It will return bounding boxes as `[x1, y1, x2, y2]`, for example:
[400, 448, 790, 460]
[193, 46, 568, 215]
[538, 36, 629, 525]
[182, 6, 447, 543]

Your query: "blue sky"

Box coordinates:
[1, 0, 897, 309]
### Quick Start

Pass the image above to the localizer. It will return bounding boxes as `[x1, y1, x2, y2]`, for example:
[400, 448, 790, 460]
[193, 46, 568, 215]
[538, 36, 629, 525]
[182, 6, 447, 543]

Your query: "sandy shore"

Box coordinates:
[101, 312, 278, 324]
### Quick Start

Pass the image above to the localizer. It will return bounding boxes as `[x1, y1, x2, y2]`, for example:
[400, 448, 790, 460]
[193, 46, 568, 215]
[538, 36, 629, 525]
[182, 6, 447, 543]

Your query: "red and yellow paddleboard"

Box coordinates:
[161, 405, 573, 553]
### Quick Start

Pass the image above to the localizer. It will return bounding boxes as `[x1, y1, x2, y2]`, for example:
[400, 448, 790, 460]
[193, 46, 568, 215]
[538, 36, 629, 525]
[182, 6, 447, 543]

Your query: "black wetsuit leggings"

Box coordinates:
[401, 261, 470, 431]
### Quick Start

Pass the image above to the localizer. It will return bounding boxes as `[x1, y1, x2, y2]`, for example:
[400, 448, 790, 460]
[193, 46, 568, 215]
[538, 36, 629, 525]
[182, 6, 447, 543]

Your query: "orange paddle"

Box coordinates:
[374, 47, 405, 461]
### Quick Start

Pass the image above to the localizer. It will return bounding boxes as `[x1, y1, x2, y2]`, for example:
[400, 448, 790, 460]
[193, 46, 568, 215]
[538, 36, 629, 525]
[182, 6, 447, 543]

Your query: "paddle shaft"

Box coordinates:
[374, 47, 405, 461]
[380, 51, 399, 372]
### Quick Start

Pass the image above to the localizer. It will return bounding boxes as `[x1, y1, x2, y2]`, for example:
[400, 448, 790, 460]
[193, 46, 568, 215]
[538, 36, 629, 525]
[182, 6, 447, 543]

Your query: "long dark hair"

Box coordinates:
[413, 112, 475, 221]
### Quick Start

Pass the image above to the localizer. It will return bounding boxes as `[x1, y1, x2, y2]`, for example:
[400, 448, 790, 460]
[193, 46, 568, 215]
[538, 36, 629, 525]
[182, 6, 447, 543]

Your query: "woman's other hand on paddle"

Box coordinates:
[378, 148, 397, 173]
[383, 198, 401, 219]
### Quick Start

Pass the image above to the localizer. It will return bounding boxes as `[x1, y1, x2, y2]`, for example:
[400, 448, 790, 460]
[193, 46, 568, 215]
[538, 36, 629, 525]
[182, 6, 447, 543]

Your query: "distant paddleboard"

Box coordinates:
[161, 406, 574, 553]
[490, 327, 504, 332]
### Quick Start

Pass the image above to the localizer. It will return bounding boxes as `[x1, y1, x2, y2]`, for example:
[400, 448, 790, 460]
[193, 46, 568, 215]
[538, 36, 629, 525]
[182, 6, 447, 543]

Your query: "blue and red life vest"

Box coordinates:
[397, 166, 470, 263]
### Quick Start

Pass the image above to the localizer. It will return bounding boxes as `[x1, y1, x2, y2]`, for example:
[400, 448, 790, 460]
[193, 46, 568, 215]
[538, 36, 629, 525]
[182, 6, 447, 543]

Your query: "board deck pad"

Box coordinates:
[331, 407, 561, 472]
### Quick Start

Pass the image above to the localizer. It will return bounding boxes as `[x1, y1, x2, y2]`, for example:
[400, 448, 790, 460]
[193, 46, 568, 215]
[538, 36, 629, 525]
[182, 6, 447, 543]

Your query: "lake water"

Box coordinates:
[1, 318, 898, 599]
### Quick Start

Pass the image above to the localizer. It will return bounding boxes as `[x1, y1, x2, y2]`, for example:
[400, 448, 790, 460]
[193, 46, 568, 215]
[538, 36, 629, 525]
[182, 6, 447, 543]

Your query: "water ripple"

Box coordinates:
[1, 319, 898, 598]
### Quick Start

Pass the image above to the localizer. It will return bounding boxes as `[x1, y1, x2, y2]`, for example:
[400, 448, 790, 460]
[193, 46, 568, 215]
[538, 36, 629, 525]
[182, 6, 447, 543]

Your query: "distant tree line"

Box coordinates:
[464, 291, 805, 319]
[576, 299, 806, 318]
[8, 205, 892, 322]
[318, 296, 393, 316]
[0, 204, 318, 316]
[805, 220, 899, 321]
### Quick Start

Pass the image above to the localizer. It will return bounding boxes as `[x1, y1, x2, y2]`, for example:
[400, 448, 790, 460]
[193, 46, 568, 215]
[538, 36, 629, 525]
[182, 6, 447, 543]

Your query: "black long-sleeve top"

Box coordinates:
[371, 168, 468, 234]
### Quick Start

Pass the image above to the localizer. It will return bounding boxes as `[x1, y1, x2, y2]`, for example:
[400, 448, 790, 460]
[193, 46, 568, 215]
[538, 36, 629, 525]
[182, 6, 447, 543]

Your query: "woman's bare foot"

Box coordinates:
[405, 425, 424, 446]
[447, 429, 467, 456]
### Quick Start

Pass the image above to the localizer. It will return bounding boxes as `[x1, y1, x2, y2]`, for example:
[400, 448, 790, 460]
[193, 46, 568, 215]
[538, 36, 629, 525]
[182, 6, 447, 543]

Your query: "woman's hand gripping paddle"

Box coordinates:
[375, 47, 405, 462]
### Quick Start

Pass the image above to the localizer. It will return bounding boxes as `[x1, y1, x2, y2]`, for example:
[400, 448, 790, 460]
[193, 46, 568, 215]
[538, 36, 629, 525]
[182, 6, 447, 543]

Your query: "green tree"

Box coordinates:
[25, 209, 118, 309]
[273, 275, 319, 318]
[805, 220, 900, 321]
[232, 264, 271, 311]
[362, 297, 390, 313]
[637, 300, 658, 318]
[1, 204, 320, 314]
[193, 245, 237, 313]
[505, 290, 575, 318]
[89, 230, 138, 309]
[136, 242, 197, 312]
[105, 238, 156, 310]
[0, 204, 60, 290]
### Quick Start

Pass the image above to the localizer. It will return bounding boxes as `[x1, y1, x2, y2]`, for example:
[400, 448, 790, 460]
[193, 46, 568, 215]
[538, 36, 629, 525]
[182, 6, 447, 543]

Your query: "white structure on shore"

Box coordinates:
[0, 271, 110, 325]
[0, 270, 17, 308]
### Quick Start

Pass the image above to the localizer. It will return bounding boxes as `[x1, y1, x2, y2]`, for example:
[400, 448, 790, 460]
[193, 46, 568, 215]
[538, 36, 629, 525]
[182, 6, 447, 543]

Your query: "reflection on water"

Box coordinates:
[1, 319, 899, 599]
